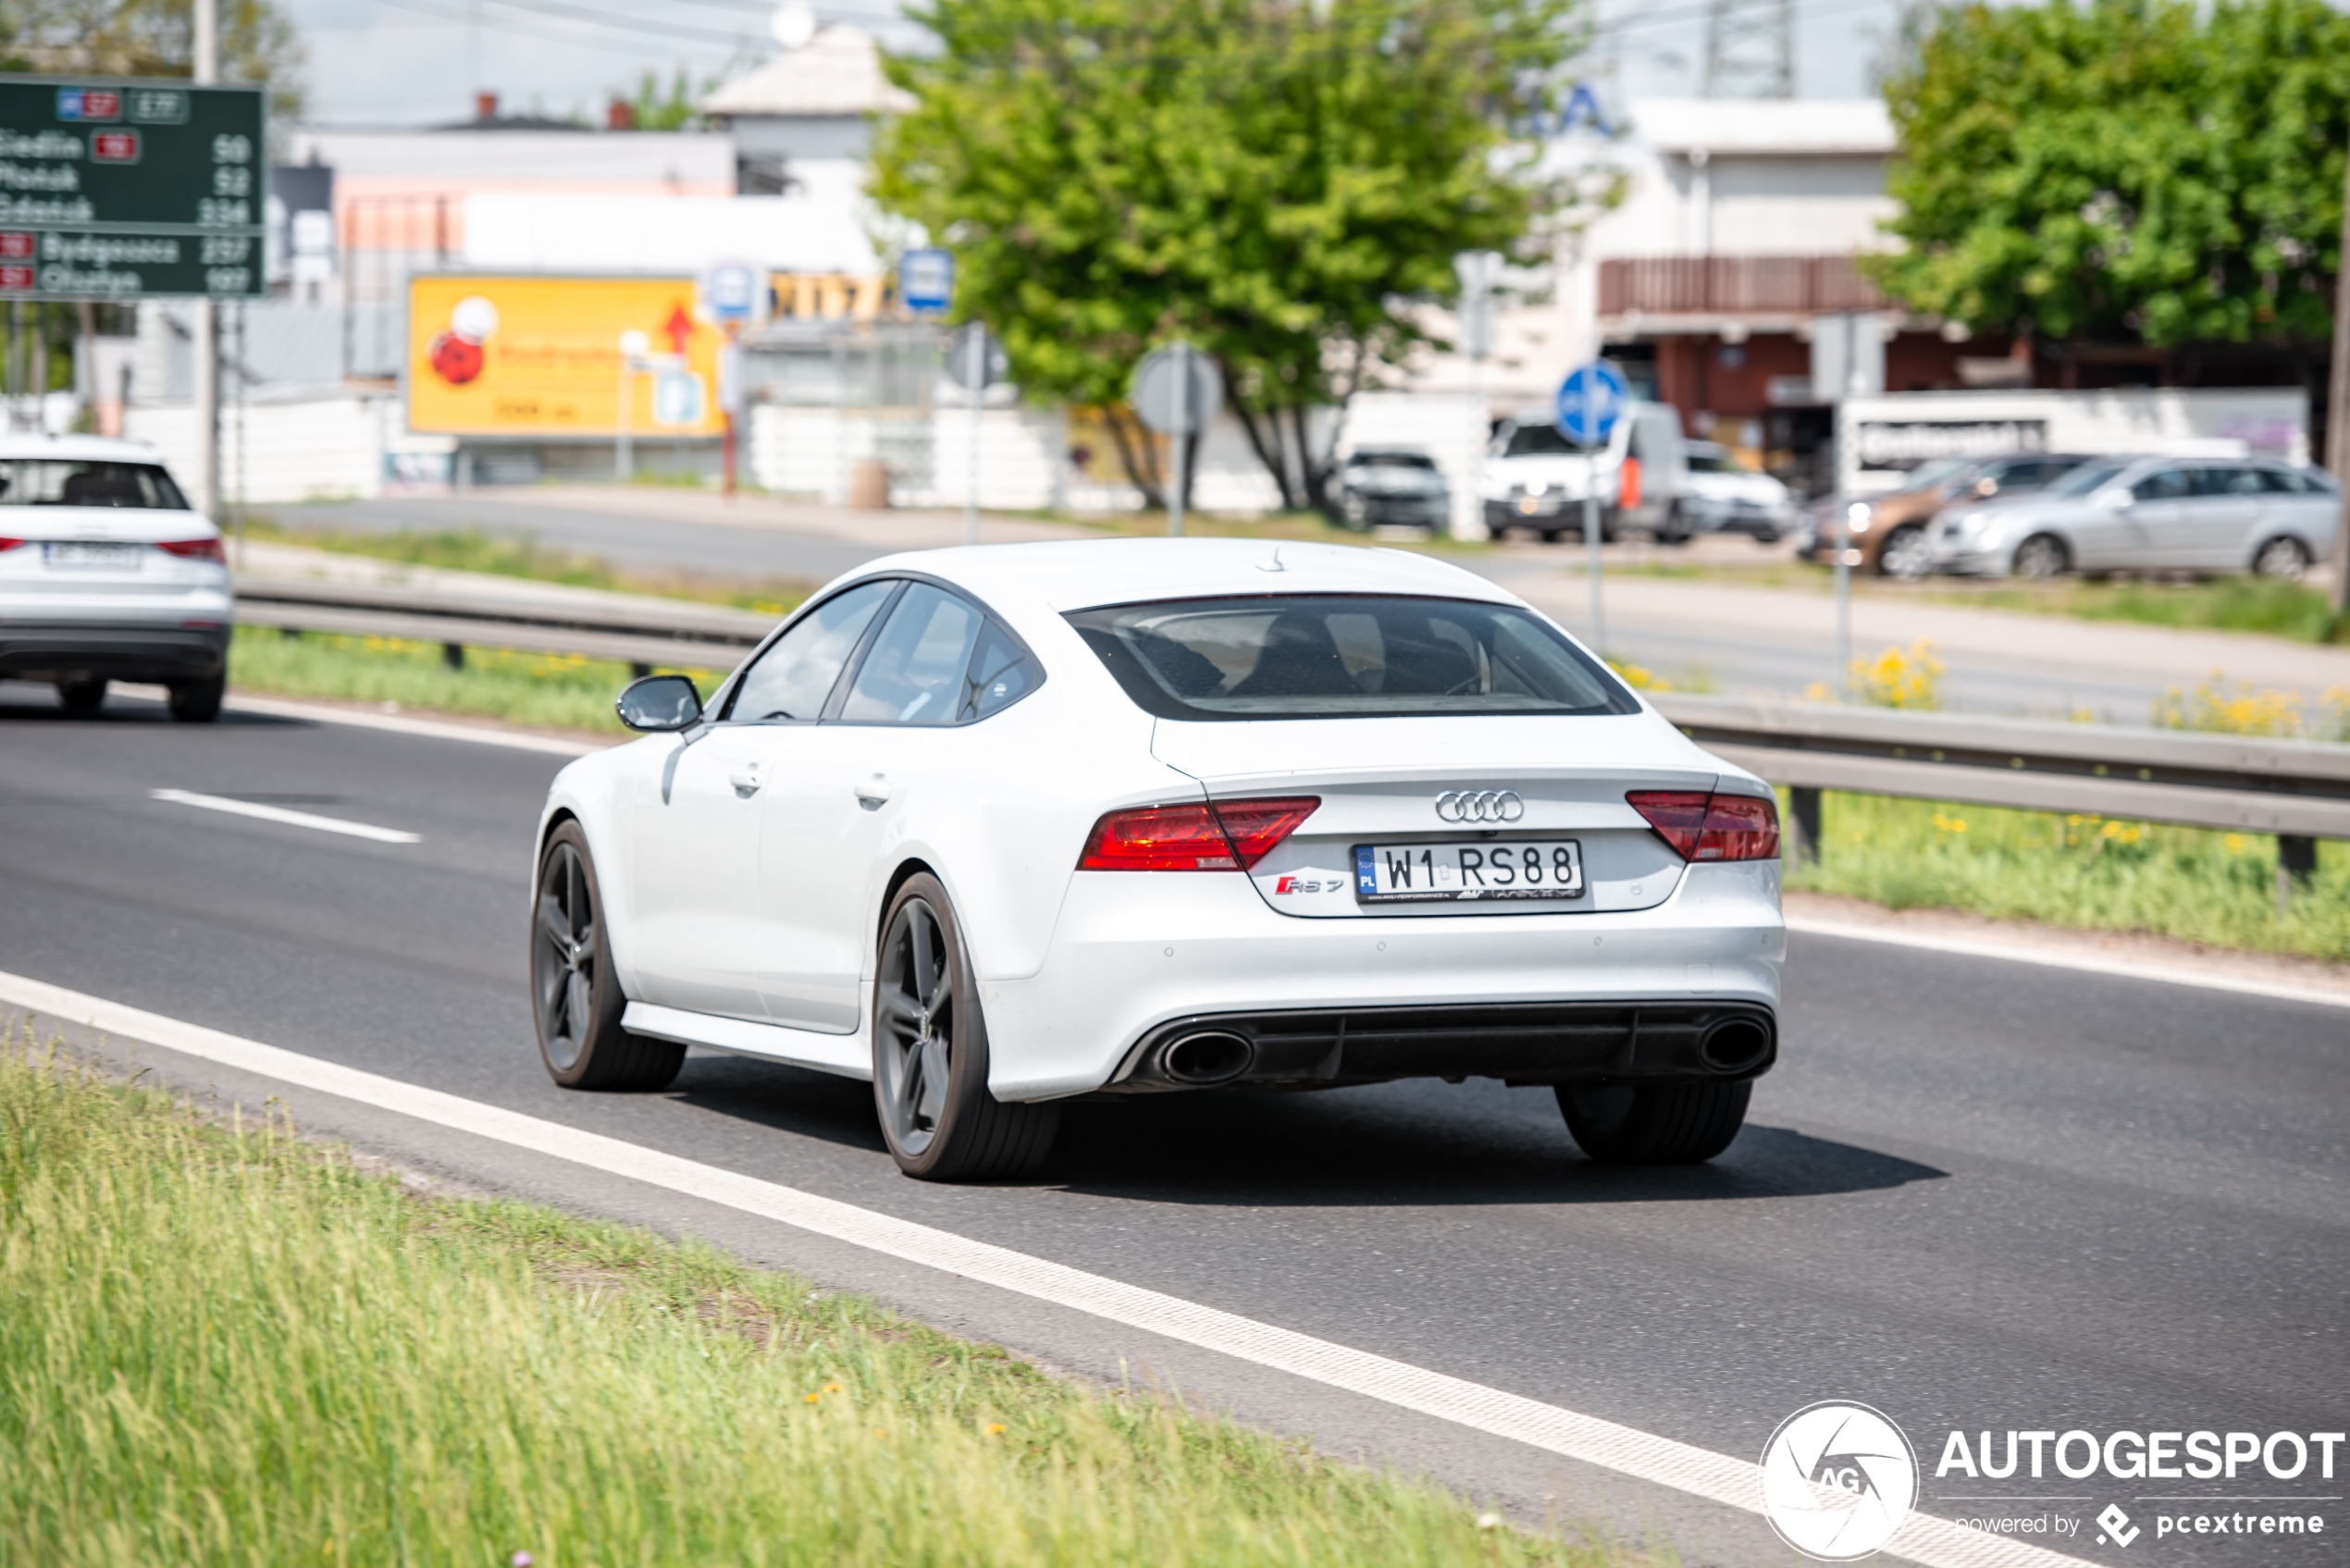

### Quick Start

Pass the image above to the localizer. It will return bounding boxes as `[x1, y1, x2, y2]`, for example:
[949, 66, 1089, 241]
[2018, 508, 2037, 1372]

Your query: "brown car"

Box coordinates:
[1802, 453, 2095, 578]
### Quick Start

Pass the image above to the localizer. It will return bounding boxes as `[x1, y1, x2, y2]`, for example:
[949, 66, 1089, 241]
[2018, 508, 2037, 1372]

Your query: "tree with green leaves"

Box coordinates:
[1, 0, 306, 121]
[872, 0, 1589, 512]
[615, 65, 711, 131]
[1869, 0, 2350, 352]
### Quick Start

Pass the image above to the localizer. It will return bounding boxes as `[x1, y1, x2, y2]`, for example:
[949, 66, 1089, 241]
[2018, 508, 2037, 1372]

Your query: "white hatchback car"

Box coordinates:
[0, 435, 230, 720]
[534, 540, 1786, 1180]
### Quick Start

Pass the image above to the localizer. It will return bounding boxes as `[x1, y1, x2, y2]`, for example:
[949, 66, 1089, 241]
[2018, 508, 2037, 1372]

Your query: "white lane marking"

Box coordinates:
[1787, 915, 2350, 1012]
[221, 693, 606, 758]
[150, 788, 422, 845]
[0, 968, 2090, 1568]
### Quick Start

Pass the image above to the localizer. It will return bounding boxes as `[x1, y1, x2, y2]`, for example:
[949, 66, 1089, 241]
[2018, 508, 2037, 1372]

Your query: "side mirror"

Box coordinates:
[2093, 488, 2134, 512]
[616, 673, 703, 732]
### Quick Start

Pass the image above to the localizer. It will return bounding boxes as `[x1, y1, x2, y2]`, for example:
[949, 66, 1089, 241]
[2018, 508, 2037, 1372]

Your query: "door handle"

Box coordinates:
[853, 775, 892, 809]
[729, 771, 761, 797]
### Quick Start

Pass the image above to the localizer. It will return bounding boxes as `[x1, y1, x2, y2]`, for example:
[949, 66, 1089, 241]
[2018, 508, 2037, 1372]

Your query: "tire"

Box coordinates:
[2251, 536, 2311, 580]
[55, 677, 107, 716]
[872, 873, 1058, 1181]
[1557, 1080, 1750, 1165]
[167, 673, 225, 723]
[532, 821, 683, 1091]
[2011, 533, 2071, 579]
[1878, 525, 1933, 580]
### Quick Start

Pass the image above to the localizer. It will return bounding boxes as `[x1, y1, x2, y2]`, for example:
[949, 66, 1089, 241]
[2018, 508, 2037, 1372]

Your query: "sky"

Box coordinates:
[287, 0, 1902, 129]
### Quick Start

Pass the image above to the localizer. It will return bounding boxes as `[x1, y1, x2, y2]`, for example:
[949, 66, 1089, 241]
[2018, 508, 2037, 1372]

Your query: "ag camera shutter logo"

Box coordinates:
[1761, 1401, 1920, 1561]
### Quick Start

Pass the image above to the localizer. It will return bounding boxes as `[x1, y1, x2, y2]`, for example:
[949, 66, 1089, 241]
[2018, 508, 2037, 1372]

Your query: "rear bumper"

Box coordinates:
[1107, 997, 1775, 1093]
[0, 621, 231, 683]
[979, 861, 1785, 1101]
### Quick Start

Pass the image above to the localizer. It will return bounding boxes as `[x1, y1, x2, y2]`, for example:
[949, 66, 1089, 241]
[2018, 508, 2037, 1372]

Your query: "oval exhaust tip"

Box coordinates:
[1699, 1019, 1771, 1074]
[1160, 1031, 1255, 1086]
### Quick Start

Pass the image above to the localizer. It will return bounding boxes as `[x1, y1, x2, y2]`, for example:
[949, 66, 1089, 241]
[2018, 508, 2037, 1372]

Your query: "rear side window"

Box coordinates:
[1067, 594, 1639, 722]
[2133, 468, 2191, 501]
[961, 619, 1042, 721]
[839, 583, 983, 725]
[0, 460, 188, 509]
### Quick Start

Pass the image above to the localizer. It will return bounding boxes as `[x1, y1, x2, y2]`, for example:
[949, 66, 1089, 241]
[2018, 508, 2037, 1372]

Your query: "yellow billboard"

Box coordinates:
[407, 275, 724, 438]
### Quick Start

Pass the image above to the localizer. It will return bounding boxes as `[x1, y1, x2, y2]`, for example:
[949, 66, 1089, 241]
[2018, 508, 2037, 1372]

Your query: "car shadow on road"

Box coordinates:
[667, 1056, 1945, 1204]
[667, 1053, 892, 1154]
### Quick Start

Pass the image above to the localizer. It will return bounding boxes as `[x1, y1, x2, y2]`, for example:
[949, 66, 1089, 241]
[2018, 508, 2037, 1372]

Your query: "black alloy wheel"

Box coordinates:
[531, 821, 682, 1091]
[872, 873, 1058, 1180]
[2011, 534, 2071, 580]
[55, 677, 107, 716]
[167, 673, 225, 723]
[1558, 1080, 1750, 1164]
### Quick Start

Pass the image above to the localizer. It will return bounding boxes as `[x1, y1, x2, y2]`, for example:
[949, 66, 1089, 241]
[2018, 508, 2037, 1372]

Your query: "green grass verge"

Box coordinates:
[1787, 791, 2350, 961]
[241, 515, 812, 619]
[229, 625, 715, 735]
[0, 1036, 1618, 1568]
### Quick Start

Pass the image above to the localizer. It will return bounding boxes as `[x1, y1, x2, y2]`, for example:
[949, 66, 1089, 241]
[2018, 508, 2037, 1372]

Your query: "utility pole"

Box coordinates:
[2331, 141, 2350, 614]
[192, 0, 220, 520]
[1701, 0, 1794, 98]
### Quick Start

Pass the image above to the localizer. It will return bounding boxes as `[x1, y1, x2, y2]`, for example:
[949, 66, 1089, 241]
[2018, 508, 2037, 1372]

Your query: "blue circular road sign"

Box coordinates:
[1555, 359, 1628, 447]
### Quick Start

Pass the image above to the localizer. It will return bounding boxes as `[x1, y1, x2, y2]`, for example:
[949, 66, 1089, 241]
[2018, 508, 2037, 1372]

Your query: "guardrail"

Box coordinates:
[231, 579, 2344, 895]
[1651, 693, 2345, 900]
[234, 578, 770, 674]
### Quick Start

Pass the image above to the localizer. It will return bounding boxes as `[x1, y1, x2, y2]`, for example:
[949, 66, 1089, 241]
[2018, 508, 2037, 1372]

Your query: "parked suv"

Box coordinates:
[1800, 452, 2096, 578]
[0, 435, 230, 721]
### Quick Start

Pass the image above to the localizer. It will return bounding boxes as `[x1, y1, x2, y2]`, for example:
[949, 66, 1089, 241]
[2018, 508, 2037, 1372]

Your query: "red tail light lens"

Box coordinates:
[0, 537, 23, 551]
[157, 537, 227, 563]
[1079, 796, 1320, 871]
[1627, 789, 1780, 862]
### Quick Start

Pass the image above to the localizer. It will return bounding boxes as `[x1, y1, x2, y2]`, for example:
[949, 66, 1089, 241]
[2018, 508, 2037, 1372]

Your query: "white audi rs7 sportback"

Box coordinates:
[533, 539, 1785, 1180]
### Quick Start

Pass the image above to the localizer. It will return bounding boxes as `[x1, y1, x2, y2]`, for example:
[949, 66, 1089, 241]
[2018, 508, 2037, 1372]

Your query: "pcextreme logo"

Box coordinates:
[1760, 1401, 1920, 1561]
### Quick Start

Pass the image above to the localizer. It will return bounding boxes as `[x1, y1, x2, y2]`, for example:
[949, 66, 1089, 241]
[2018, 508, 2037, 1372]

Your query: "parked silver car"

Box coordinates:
[1928, 455, 2340, 579]
[1335, 449, 1450, 531]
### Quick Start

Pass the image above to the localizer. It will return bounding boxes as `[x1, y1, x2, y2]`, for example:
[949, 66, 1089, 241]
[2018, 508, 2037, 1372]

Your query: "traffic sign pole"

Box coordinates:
[193, 0, 218, 522]
[1582, 385, 1604, 657]
[963, 324, 983, 545]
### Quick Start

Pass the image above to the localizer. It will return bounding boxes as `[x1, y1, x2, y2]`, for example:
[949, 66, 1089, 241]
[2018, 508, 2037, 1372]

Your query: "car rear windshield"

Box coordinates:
[0, 460, 188, 510]
[1066, 594, 1640, 721]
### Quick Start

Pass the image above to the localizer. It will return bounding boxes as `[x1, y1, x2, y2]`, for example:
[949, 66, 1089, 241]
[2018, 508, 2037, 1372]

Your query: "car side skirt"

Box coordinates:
[621, 1001, 871, 1080]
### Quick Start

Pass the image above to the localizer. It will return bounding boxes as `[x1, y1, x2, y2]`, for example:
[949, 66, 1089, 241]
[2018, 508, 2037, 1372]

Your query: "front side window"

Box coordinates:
[726, 579, 897, 722]
[2133, 467, 2192, 501]
[0, 460, 189, 509]
[1067, 594, 1639, 722]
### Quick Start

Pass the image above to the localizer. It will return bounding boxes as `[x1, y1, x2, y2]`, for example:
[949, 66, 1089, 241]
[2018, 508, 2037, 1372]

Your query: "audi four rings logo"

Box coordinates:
[1435, 790, 1525, 823]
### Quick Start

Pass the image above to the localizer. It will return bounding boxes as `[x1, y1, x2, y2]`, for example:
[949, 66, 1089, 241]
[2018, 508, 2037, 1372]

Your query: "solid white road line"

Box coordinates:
[149, 788, 423, 845]
[221, 693, 605, 758]
[1787, 914, 2350, 1011]
[0, 968, 2090, 1568]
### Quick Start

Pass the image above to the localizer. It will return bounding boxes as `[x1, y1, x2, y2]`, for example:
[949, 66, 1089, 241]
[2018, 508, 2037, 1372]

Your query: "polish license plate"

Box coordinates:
[1354, 840, 1583, 903]
[43, 542, 143, 571]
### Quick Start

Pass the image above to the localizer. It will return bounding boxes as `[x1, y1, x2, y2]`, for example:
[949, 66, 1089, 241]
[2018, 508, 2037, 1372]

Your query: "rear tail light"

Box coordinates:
[0, 537, 23, 551]
[1627, 789, 1780, 862]
[1079, 796, 1320, 871]
[156, 537, 227, 563]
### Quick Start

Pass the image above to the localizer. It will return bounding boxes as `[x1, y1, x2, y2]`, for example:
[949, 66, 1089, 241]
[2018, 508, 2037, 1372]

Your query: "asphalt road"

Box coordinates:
[6, 685, 2344, 1567]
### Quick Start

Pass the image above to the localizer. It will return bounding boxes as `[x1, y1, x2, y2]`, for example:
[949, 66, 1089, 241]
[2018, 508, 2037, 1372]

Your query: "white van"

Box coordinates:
[1483, 400, 1689, 543]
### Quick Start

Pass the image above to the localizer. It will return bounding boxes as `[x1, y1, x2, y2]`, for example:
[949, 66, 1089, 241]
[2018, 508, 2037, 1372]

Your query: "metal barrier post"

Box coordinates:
[1787, 785, 1823, 865]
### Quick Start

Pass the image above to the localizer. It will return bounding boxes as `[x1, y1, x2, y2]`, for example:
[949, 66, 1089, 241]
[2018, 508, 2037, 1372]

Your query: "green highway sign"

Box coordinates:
[0, 75, 266, 299]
